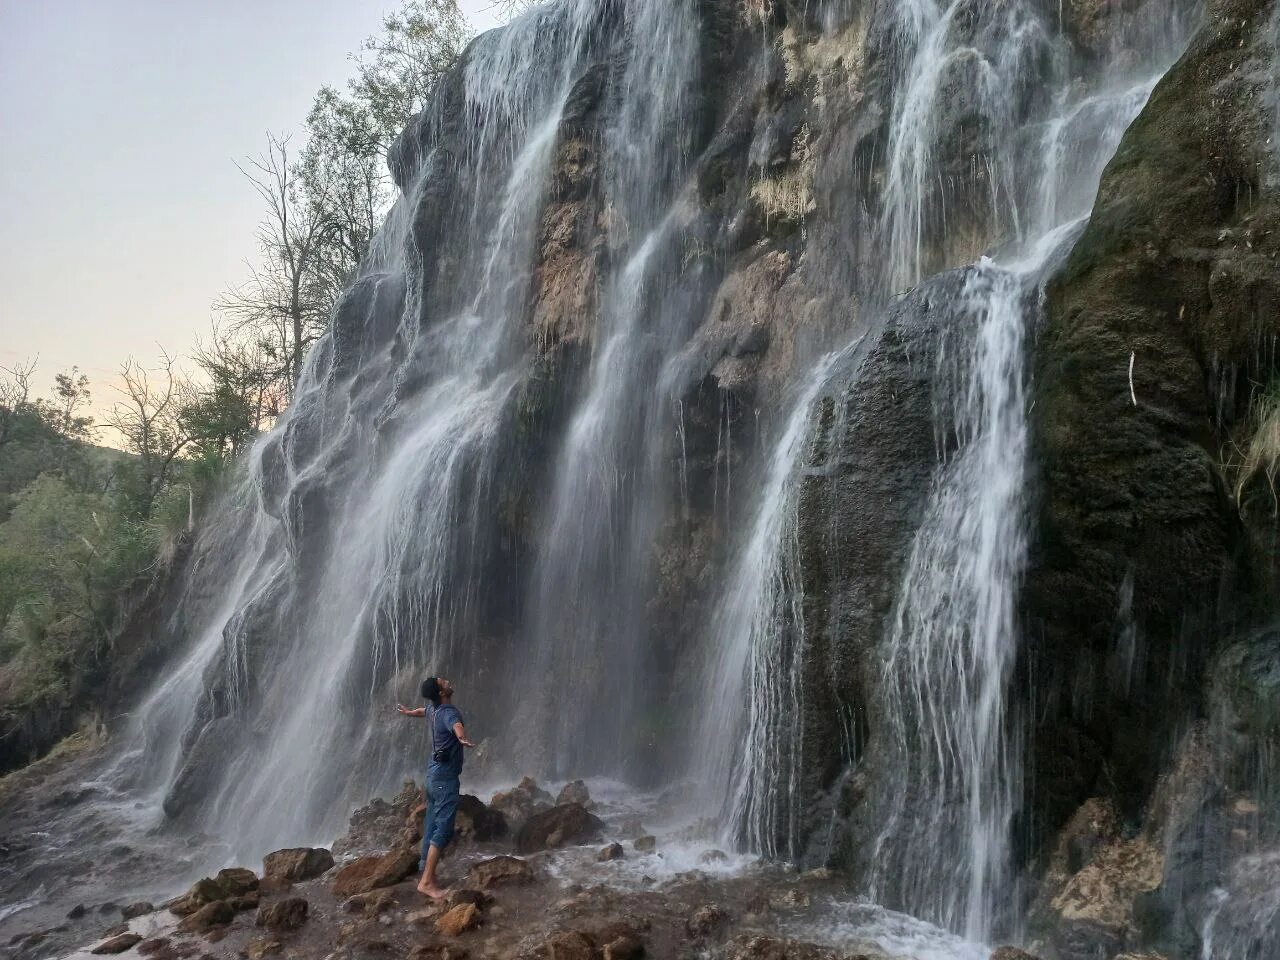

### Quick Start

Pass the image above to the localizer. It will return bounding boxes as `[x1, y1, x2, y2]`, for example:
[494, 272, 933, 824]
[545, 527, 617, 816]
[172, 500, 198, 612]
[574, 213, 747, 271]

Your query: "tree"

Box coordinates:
[38, 368, 95, 444]
[104, 352, 194, 515]
[0, 358, 36, 454]
[297, 1, 470, 286]
[216, 134, 333, 399]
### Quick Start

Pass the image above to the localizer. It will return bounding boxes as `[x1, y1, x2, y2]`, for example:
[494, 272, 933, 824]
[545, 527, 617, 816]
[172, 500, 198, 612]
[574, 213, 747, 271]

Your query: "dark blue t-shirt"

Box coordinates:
[427, 703, 463, 782]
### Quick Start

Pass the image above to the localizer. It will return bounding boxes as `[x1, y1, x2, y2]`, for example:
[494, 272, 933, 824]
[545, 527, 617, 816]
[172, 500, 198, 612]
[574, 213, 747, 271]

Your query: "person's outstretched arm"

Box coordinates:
[452, 721, 476, 748]
[396, 703, 426, 717]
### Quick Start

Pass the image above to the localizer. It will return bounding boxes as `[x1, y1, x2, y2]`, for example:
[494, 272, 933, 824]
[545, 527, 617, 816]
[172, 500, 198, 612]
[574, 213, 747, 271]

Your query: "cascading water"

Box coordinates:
[702, 0, 1200, 944]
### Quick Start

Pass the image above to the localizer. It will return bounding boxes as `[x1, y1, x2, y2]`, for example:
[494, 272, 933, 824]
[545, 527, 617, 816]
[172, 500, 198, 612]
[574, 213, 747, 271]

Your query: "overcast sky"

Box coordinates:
[0, 0, 506, 415]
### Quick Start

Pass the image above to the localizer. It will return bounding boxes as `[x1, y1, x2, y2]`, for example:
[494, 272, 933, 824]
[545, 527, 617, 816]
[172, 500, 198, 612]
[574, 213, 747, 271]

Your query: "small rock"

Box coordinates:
[343, 891, 395, 916]
[633, 835, 657, 853]
[229, 892, 260, 912]
[102, 923, 130, 938]
[98, 902, 120, 914]
[244, 938, 283, 960]
[990, 949, 1043, 960]
[137, 938, 170, 956]
[261, 847, 334, 882]
[699, 849, 728, 864]
[168, 878, 227, 917]
[556, 779, 591, 807]
[257, 876, 293, 896]
[255, 897, 309, 932]
[598, 842, 625, 862]
[798, 867, 833, 882]
[444, 888, 491, 910]
[537, 931, 595, 960]
[434, 902, 480, 936]
[178, 900, 235, 933]
[121, 902, 155, 920]
[214, 867, 259, 895]
[778, 888, 810, 908]
[68, 904, 87, 919]
[603, 933, 644, 959]
[92, 933, 143, 954]
[688, 903, 729, 937]
[465, 855, 534, 889]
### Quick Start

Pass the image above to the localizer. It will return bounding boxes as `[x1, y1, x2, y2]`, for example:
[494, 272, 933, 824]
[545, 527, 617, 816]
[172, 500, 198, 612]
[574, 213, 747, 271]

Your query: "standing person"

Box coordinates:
[396, 675, 475, 899]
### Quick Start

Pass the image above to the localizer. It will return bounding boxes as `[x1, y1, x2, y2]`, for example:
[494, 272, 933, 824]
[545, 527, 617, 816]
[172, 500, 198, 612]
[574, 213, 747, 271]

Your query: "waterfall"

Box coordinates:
[703, 0, 1199, 942]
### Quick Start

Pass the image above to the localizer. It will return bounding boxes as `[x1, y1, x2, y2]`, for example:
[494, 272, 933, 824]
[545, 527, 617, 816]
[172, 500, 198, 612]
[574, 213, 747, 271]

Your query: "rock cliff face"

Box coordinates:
[21, 0, 1280, 957]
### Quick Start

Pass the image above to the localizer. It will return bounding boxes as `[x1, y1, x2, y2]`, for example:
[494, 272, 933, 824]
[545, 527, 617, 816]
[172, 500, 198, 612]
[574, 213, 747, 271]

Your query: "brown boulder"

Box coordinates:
[454, 794, 508, 842]
[538, 931, 596, 960]
[332, 848, 419, 897]
[229, 892, 260, 912]
[258, 876, 293, 896]
[990, 949, 1043, 960]
[688, 903, 728, 937]
[136, 938, 170, 956]
[121, 901, 154, 919]
[255, 896, 309, 932]
[603, 933, 644, 959]
[245, 938, 283, 960]
[214, 867, 259, 896]
[597, 842, 625, 862]
[434, 902, 480, 936]
[261, 847, 333, 882]
[168, 877, 227, 916]
[720, 935, 842, 960]
[465, 855, 535, 889]
[515, 803, 605, 854]
[92, 933, 143, 954]
[489, 777, 554, 830]
[178, 900, 235, 933]
[556, 780, 591, 807]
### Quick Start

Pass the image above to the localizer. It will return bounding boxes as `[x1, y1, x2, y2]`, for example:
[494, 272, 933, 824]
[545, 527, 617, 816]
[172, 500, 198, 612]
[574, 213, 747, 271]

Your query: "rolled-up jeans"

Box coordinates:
[420, 776, 461, 870]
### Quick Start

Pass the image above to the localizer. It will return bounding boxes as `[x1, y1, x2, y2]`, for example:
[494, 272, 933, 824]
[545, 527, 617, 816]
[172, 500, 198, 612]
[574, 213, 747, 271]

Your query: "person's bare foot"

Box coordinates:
[417, 879, 449, 900]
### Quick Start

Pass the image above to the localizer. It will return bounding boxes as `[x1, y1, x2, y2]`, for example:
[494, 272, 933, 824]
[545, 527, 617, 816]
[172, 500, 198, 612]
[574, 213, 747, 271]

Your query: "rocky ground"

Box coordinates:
[2, 772, 1020, 960]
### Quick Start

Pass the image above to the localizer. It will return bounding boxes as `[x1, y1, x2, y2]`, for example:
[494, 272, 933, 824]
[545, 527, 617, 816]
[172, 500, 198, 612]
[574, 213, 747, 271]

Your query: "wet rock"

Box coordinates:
[68, 904, 87, 919]
[515, 803, 604, 853]
[777, 888, 810, 908]
[102, 923, 130, 938]
[718, 935, 842, 960]
[434, 902, 480, 936]
[92, 933, 143, 954]
[136, 938, 172, 956]
[332, 847, 419, 897]
[990, 949, 1043, 960]
[602, 933, 644, 960]
[489, 777, 554, 831]
[178, 900, 235, 933]
[333, 782, 422, 858]
[466, 855, 534, 889]
[257, 876, 293, 896]
[121, 901, 155, 919]
[688, 903, 729, 937]
[255, 896, 309, 932]
[343, 890, 396, 916]
[598, 842, 625, 861]
[409, 945, 470, 960]
[633, 835, 656, 853]
[168, 877, 227, 916]
[261, 847, 334, 881]
[453, 794, 508, 842]
[244, 938, 283, 960]
[214, 867, 258, 895]
[445, 888, 491, 910]
[229, 892, 260, 912]
[1049, 836, 1163, 956]
[556, 780, 591, 807]
[700, 850, 728, 865]
[537, 931, 596, 960]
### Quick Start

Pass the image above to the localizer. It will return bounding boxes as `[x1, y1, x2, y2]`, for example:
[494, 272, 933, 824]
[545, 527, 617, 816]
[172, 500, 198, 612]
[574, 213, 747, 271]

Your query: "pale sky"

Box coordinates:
[0, 0, 506, 416]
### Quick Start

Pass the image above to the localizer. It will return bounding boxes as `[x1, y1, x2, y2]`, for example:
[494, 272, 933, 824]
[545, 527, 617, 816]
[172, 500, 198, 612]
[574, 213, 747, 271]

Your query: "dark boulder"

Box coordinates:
[514, 802, 605, 853]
